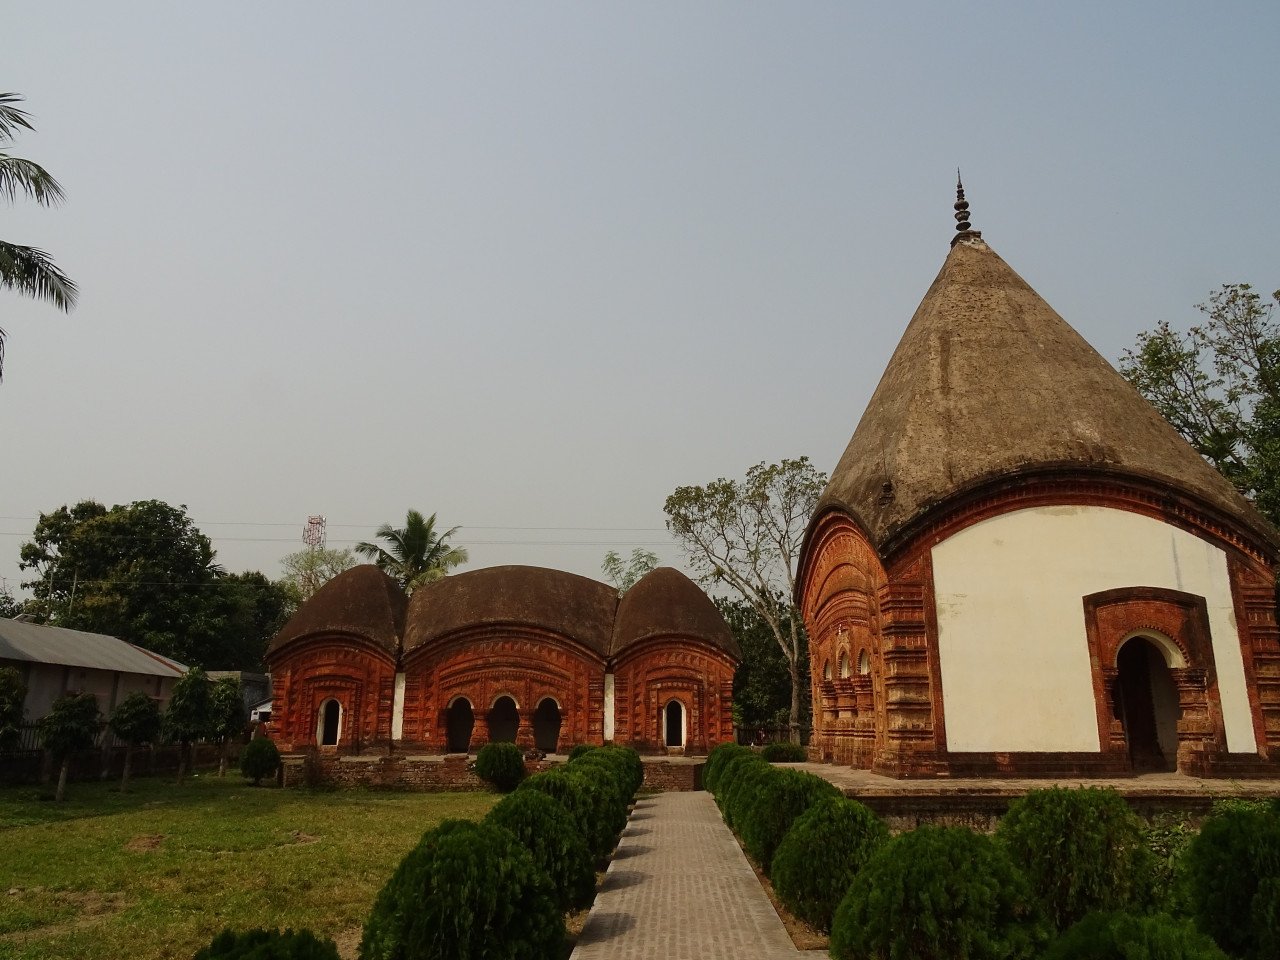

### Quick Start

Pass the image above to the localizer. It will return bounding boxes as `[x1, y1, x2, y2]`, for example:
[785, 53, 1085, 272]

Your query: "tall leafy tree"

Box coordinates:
[107, 692, 161, 792]
[355, 510, 468, 593]
[209, 676, 246, 777]
[600, 548, 659, 595]
[665, 457, 826, 743]
[0, 665, 27, 750]
[1120, 283, 1280, 526]
[0, 92, 78, 381]
[277, 546, 357, 610]
[163, 667, 212, 785]
[39, 692, 100, 801]
[205, 571, 292, 670]
[717, 596, 810, 738]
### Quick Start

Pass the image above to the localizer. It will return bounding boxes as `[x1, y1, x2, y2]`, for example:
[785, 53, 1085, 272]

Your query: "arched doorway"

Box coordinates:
[1116, 636, 1180, 771]
[445, 697, 474, 753]
[317, 698, 341, 746]
[487, 695, 519, 743]
[532, 698, 562, 753]
[663, 699, 684, 748]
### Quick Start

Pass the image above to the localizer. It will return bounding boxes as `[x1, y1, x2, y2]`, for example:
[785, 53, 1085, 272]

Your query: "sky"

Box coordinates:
[3, 2, 1278, 597]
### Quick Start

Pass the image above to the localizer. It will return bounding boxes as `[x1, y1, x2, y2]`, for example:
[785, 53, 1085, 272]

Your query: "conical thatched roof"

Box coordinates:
[612, 567, 739, 658]
[817, 235, 1278, 553]
[267, 564, 407, 658]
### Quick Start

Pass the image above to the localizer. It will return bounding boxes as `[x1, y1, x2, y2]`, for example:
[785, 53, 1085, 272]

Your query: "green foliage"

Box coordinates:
[723, 756, 774, 829]
[164, 667, 213, 744]
[486, 789, 596, 912]
[277, 546, 357, 612]
[572, 745, 643, 796]
[761, 741, 807, 762]
[702, 742, 748, 795]
[563, 761, 629, 838]
[38, 691, 101, 758]
[1141, 813, 1197, 914]
[17, 499, 289, 667]
[1183, 805, 1280, 960]
[108, 691, 161, 745]
[1042, 912, 1229, 960]
[194, 928, 340, 959]
[1120, 283, 1280, 526]
[567, 743, 596, 762]
[0, 91, 77, 381]
[740, 768, 840, 871]
[360, 819, 561, 960]
[0, 664, 27, 750]
[240, 737, 280, 785]
[718, 596, 811, 735]
[600, 548, 658, 594]
[996, 787, 1149, 931]
[664, 458, 826, 741]
[354, 509, 468, 594]
[519, 768, 617, 861]
[712, 750, 767, 809]
[210, 677, 246, 741]
[830, 826, 1047, 960]
[474, 742, 527, 792]
[771, 796, 889, 932]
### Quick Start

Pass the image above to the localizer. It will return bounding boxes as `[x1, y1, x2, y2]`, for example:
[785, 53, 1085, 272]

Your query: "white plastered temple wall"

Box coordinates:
[930, 505, 1257, 753]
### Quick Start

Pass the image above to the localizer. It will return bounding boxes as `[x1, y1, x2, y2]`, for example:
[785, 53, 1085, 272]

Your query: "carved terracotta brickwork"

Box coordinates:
[400, 627, 606, 753]
[269, 635, 397, 753]
[1228, 559, 1280, 758]
[611, 640, 736, 754]
[800, 513, 888, 769]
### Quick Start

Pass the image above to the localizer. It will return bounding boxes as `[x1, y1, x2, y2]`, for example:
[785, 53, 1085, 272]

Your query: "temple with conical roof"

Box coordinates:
[796, 183, 1280, 778]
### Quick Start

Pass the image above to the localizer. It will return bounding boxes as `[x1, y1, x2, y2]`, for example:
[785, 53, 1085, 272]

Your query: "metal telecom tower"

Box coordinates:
[302, 515, 327, 551]
[300, 516, 327, 598]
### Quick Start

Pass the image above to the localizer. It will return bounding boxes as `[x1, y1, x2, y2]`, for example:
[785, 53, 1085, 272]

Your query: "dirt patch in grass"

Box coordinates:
[287, 831, 320, 845]
[333, 924, 362, 960]
[0, 890, 128, 944]
[125, 834, 164, 852]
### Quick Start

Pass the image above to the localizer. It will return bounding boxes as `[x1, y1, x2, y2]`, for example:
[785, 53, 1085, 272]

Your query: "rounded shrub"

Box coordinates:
[572, 746, 642, 799]
[830, 825, 1047, 960]
[1183, 805, 1280, 960]
[703, 742, 747, 795]
[724, 757, 777, 830]
[565, 761, 629, 838]
[519, 768, 616, 861]
[739, 769, 840, 872]
[996, 786, 1149, 931]
[486, 788, 596, 912]
[239, 737, 280, 786]
[1042, 911, 1229, 960]
[568, 744, 596, 762]
[195, 929, 340, 959]
[761, 741, 807, 763]
[474, 742, 527, 792]
[360, 819, 562, 960]
[713, 750, 765, 806]
[771, 796, 889, 932]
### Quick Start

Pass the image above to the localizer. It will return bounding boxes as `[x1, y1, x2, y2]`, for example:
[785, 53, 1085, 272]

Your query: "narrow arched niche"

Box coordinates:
[533, 697, 562, 753]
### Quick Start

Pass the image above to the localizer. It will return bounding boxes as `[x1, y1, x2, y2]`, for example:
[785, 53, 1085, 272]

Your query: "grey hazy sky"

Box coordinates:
[3, 2, 1278, 595]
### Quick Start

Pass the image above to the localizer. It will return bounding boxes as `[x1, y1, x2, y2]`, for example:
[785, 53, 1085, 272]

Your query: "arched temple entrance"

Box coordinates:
[533, 698, 562, 753]
[663, 699, 685, 748]
[445, 697, 474, 753]
[1116, 636, 1180, 771]
[318, 698, 341, 746]
[487, 695, 519, 743]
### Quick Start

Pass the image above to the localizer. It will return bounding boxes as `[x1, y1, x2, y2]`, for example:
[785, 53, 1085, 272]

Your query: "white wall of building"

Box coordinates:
[931, 505, 1256, 754]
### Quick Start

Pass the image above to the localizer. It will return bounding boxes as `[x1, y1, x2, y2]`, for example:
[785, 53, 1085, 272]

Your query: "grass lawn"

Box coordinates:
[0, 774, 497, 959]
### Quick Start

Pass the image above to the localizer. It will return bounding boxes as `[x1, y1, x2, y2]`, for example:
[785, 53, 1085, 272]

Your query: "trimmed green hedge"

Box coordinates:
[239, 738, 280, 786]
[360, 819, 562, 960]
[830, 825, 1047, 960]
[703, 742, 747, 795]
[567, 744, 596, 762]
[711, 750, 763, 808]
[474, 742, 527, 792]
[771, 796, 889, 932]
[520, 768, 617, 861]
[1042, 912, 1229, 960]
[486, 788, 596, 912]
[996, 786, 1149, 931]
[761, 741, 807, 763]
[739, 768, 840, 872]
[194, 929, 339, 959]
[1183, 805, 1280, 960]
[723, 756, 773, 830]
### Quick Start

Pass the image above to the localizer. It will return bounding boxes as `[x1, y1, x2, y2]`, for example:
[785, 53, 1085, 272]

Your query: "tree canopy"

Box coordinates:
[0, 92, 78, 382]
[355, 509, 468, 593]
[664, 457, 826, 742]
[1120, 283, 1280, 526]
[278, 545, 357, 610]
[18, 499, 290, 668]
[717, 595, 810, 737]
[600, 548, 659, 595]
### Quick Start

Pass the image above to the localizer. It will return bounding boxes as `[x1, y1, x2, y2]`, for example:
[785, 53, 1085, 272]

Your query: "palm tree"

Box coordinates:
[1, 92, 78, 381]
[355, 510, 469, 592]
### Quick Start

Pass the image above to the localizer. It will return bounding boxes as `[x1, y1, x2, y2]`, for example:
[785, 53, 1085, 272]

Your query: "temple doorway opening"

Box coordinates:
[318, 699, 341, 746]
[1116, 636, 1179, 771]
[663, 700, 685, 748]
[533, 698, 562, 753]
[488, 695, 519, 743]
[445, 697, 474, 753]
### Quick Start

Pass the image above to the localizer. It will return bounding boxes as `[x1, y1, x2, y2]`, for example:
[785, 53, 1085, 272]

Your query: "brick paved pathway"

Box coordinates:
[571, 792, 819, 960]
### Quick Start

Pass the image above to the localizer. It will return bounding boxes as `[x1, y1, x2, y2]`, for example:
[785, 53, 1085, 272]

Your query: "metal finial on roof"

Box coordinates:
[951, 170, 982, 246]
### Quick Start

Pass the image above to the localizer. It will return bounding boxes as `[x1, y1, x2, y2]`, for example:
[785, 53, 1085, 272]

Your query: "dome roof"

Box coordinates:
[267, 564, 407, 658]
[404, 565, 618, 657]
[816, 235, 1279, 554]
[612, 567, 739, 659]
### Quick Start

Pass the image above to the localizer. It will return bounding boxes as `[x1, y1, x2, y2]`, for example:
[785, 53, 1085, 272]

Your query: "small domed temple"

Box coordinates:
[266, 564, 738, 755]
[796, 184, 1280, 778]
